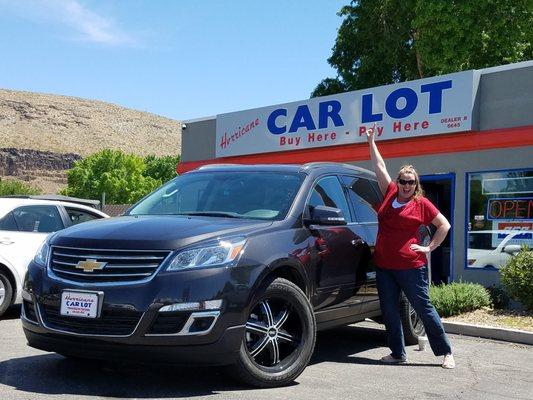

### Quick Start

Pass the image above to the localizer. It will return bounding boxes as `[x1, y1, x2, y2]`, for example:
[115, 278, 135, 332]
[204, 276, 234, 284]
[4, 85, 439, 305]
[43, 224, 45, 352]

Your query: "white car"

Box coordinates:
[467, 230, 531, 269]
[0, 196, 109, 317]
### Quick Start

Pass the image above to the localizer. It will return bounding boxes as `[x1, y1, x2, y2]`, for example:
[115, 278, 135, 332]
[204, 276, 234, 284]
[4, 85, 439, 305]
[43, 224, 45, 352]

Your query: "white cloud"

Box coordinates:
[2, 0, 137, 46]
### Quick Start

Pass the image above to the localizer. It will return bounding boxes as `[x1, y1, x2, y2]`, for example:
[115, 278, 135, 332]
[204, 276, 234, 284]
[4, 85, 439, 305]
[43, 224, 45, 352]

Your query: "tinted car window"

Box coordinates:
[12, 205, 64, 233]
[0, 212, 19, 231]
[308, 176, 351, 222]
[341, 176, 379, 223]
[468, 232, 497, 250]
[65, 207, 101, 226]
[129, 171, 305, 221]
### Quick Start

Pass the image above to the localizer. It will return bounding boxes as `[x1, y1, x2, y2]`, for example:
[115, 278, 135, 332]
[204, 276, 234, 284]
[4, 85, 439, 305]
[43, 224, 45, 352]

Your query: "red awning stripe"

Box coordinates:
[177, 125, 533, 174]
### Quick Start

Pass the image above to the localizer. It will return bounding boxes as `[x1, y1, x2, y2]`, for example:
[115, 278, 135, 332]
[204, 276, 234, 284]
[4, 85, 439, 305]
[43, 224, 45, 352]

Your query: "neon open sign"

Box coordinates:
[488, 198, 533, 220]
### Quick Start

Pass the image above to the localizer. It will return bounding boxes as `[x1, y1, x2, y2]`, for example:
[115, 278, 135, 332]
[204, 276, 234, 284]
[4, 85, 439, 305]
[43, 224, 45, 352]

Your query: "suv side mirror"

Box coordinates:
[305, 205, 347, 226]
[503, 244, 521, 255]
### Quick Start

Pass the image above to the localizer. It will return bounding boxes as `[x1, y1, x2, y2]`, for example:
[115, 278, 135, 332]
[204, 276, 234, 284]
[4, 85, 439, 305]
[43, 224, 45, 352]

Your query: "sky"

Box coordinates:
[0, 0, 347, 121]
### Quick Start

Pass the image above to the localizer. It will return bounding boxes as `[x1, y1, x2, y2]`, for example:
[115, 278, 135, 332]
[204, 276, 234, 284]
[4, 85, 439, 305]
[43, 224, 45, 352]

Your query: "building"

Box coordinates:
[178, 61, 533, 287]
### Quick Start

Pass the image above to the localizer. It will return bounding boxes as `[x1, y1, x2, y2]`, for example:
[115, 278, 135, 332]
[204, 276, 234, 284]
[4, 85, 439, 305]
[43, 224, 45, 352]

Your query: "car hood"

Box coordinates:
[51, 215, 274, 250]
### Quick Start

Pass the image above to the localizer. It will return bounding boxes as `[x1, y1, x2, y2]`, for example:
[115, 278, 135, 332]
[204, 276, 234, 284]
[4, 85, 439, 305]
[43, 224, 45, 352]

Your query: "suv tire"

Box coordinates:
[399, 292, 425, 345]
[230, 277, 316, 388]
[0, 271, 13, 318]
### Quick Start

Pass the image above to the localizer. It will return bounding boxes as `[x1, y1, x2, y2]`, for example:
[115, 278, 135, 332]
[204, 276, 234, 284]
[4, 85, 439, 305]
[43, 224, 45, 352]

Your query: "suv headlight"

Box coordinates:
[34, 236, 52, 266]
[167, 238, 247, 271]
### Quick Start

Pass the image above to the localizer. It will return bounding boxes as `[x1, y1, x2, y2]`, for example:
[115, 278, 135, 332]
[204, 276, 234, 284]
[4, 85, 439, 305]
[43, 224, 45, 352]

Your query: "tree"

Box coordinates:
[0, 178, 41, 196]
[144, 155, 181, 184]
[312, 0, 532, 97]
[61, 149, 160, 204]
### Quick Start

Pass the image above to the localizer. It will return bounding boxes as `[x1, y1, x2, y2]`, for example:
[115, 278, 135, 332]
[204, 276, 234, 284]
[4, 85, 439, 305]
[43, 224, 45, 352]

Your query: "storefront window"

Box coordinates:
[466, 169, 533, 270]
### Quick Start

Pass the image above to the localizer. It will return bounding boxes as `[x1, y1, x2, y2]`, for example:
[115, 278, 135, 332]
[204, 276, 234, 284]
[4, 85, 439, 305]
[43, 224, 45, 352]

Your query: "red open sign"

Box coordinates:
[488, 198, 533, 220]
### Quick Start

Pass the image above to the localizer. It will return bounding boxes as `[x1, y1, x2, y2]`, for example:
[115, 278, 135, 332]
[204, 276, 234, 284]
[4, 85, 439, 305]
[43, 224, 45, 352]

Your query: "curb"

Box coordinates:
[443, 321, 533, 345]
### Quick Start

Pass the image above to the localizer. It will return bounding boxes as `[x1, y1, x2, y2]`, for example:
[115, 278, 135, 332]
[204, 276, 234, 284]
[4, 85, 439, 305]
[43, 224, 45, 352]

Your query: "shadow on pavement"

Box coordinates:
[0, 324, 389, 397]
[0, 354, 243, 398]
[2, 305, 21, 320]
[311, 323, 388, 366]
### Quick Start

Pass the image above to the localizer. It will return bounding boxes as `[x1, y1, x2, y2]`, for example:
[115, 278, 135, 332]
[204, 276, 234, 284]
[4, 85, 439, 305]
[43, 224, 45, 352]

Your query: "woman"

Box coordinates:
[366, 124, 455, 369]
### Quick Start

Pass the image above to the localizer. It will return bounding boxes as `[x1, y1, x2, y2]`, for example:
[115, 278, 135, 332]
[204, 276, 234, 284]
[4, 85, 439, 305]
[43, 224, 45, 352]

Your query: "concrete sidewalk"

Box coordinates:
[362, 318, 533, 345]
[442, 321, 533, 345]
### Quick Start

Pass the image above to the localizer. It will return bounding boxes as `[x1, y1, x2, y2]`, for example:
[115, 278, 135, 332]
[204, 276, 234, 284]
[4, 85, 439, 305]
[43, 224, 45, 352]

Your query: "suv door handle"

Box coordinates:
[0, 238, 14, 245]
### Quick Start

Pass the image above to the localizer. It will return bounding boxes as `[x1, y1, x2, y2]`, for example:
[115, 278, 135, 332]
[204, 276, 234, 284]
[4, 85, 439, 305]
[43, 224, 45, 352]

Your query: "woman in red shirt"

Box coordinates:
[366, 124, 455, 369]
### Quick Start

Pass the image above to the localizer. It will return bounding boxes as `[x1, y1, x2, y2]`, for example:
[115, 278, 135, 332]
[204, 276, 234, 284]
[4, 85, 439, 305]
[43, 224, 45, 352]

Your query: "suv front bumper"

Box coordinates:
[22, 260, 253, 366]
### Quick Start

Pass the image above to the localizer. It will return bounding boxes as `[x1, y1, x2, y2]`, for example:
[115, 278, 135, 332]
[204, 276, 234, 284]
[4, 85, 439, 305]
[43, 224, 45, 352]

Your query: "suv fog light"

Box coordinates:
[159, 299, 223, 312]
[189, 316, 216, 333]
[22, 300, 38, 324]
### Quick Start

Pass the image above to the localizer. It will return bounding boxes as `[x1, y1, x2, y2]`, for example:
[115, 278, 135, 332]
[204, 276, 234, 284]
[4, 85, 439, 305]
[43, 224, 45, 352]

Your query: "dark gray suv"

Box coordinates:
[22, 163, 424, 387]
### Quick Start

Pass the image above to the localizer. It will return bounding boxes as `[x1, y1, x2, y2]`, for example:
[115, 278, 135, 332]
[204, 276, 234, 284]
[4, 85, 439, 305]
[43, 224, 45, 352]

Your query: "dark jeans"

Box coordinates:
[376, 266, 452, 359]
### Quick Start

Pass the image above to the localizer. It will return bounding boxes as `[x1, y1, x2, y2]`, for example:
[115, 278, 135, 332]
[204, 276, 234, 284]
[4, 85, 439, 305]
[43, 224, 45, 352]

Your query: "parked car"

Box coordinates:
[22, 163, 425, 387]
[467, 230, 531, 269]
[0, 196, 109, 317]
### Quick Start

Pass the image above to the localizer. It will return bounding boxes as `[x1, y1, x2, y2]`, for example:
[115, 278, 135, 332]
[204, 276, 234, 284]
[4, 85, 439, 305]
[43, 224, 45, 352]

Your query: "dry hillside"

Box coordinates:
[0, 89, 182, 193]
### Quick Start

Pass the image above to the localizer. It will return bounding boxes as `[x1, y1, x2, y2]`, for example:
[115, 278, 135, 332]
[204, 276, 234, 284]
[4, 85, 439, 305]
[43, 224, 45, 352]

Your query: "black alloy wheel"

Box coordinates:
[400, 292, 425, 345]
[246, 298, 300, 368]
[230, 278, 316, 388]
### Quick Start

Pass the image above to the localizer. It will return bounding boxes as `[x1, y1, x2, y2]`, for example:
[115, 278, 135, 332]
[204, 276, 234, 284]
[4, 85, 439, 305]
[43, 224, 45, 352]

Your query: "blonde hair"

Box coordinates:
[396, 164, 425, 199]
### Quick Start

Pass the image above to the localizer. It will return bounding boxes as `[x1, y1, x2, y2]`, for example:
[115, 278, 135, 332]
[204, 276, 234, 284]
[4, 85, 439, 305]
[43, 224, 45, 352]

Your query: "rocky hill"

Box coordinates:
[0, 89, 182, 193]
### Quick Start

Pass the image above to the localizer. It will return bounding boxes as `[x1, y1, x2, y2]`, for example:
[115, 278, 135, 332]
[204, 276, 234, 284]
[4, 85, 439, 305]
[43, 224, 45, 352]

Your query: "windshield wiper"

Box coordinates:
[180, 211, 241, 218]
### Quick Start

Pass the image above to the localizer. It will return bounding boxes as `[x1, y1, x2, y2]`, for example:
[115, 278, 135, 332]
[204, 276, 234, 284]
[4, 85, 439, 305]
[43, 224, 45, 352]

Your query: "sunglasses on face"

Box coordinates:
[398, 179, 416, 186]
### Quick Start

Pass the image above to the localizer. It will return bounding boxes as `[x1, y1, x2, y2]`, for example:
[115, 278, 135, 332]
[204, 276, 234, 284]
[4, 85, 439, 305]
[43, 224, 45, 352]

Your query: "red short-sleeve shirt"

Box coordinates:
[373, 182, 439, 269]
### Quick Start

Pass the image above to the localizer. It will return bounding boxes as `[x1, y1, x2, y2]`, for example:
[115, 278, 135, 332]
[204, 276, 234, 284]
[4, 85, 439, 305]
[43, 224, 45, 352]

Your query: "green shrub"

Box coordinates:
[144, 155, 181, 183]
[61, 149, 160, 204]
[500, 246, 533, 311]
[61, 150, 181, 204]
[429, 282, 491, 317]
[486, 285, 510, 309]
[0, 178, 41, 196]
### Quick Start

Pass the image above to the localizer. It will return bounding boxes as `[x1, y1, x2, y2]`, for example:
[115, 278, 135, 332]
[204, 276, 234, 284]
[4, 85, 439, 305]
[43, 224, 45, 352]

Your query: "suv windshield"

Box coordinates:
[128, 171, 305, 220]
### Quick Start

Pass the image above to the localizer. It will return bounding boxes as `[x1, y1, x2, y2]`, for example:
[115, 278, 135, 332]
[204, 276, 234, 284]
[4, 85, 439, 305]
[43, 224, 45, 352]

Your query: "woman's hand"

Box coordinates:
[410, 244, 430, 253]
[366, 123, 376, 143]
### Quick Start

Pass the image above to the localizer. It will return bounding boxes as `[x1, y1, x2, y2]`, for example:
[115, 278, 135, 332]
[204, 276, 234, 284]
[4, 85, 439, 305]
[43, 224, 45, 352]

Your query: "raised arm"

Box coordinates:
[366, 124, 391, 195]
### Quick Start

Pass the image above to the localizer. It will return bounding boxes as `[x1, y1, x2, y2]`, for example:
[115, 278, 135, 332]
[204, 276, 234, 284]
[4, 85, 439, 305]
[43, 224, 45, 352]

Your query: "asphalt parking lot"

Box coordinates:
[1, 306, 531, 400]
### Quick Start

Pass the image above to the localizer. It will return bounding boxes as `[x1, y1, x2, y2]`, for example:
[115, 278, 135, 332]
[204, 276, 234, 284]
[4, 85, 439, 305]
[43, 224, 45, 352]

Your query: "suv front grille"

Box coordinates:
[50, 246, 171, 283]
[40, 304, 142, 336]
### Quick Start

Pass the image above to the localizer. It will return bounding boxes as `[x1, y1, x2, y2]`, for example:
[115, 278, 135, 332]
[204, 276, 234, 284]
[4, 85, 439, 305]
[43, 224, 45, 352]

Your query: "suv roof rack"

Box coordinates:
[1, 195, 101, 209]
[197, 163, 242, 170]
[302, 162, 369, 173]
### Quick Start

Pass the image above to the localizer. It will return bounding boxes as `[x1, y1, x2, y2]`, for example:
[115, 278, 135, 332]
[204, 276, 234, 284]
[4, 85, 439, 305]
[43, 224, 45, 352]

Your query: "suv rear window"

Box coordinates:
[341, 176, 380, 223]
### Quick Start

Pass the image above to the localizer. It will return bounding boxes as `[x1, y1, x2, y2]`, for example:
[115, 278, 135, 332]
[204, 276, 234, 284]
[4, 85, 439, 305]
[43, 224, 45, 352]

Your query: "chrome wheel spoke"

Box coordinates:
[275, 308, 290, 329]
[246, 321, 269, 335]
[277, 330, 296, 344]
[260, 300, 274, 326]
[409, 306, 417, 318]
[250, 336, 270, 358]
[270, 338, 280, 365]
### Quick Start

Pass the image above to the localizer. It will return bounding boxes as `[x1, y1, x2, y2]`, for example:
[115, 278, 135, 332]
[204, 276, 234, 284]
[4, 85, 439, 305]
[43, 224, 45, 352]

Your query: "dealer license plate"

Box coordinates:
[60, 291, 99, 318]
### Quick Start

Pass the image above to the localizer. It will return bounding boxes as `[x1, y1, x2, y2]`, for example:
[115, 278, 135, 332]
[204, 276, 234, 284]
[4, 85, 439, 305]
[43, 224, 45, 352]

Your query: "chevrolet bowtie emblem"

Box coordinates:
[75, 259, 107, 273]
